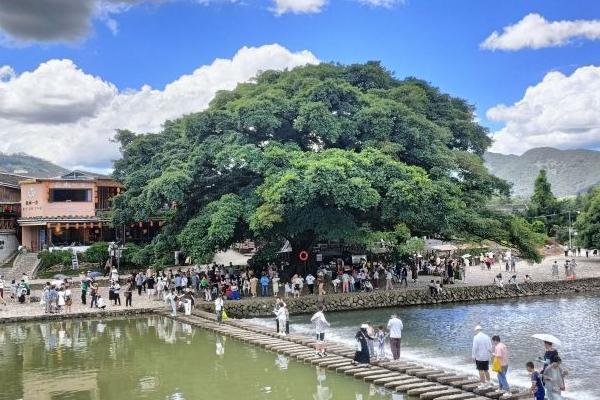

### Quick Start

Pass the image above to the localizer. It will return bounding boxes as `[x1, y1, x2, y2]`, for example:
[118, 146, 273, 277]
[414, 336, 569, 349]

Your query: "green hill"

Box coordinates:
[0, 152, 68, 177]
[484, 147, 600, 198]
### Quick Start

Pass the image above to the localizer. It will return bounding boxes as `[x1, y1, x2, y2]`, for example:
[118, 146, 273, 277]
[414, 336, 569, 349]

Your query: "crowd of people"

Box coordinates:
[472, 326, 568, 400]
[0, 273, 31, 305]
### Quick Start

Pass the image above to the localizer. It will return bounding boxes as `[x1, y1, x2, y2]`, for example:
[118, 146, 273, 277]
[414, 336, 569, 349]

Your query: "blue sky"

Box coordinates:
[1, 0, 599, 169]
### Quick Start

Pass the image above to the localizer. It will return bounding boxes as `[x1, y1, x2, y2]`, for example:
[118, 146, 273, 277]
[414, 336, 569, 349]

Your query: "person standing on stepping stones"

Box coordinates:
[311, 305, 330, 357]
[387, 313, 403, 360]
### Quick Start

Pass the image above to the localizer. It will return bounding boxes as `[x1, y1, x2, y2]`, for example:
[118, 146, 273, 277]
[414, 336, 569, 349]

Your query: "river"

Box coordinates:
[250, 292, 599, 399]
[0, 316, 403, 400]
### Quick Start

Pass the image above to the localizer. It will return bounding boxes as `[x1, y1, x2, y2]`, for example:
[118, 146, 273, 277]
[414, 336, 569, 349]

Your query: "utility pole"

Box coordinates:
[568, 210, 572, 251]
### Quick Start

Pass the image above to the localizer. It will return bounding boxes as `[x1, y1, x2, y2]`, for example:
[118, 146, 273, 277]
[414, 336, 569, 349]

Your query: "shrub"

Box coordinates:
[82, 241, 110, 267]
[38, 250, 73, 270]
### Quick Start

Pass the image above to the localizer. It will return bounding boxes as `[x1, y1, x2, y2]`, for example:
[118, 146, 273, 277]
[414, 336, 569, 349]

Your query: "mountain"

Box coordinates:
[484, 147, 600, 198]
[0, 152, 68, 178]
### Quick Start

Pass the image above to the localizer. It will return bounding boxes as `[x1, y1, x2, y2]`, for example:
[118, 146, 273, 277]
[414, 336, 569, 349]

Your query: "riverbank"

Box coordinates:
[203, 276, 600, 317]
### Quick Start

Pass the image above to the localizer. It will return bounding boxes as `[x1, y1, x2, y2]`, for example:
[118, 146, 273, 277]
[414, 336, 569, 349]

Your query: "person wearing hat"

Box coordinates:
[472, 325, 492, 387]
[353, 323, 373, 365]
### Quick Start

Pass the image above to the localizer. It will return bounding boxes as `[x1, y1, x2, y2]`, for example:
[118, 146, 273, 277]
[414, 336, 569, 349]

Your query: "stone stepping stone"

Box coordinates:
[434, 393, 477, 400]
[345, 366, 377, 375]
[449, 379, 481, 388]
[363, 372, 402, 382]
[311, 356, 345, 365]
[419, 388, 462, 399]
[424, 372, 450, 380]
[461, 383, 480, 392]
[372, 375, 412, 385]
[485, 390, 509, 399]
[319, 359, 351, 367]
[437, 375, 469, 384]
[385, 363, 419, 372]
[405, 367, 431, 375]
[472, 386, 499, 396]
[336, 364, 368, 373]
[352, 369, 387, 378]
[414, 369, 444, 378]
[398, 382, 440, 393]
[326, 361, 352, 370]
[384, 378, 422, 388]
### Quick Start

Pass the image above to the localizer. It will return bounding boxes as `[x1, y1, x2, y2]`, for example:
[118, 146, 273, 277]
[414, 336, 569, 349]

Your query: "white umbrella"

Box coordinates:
[51, 279, 64, 287]
[461, 254, 472, 258]
[532, 333, 561, 345]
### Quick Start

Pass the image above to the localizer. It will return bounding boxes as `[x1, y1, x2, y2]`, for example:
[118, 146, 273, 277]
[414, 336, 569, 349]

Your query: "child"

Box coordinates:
[332, 277, 340, 293]
[526, 361, 545, 400]
[428, 280, 437, 296]
[284, 282, 293, 298]
[376, 325, 387, 360]
[97, 295, 106, 310]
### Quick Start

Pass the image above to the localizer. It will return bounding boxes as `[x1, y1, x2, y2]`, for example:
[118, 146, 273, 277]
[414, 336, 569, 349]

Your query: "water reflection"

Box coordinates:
[275, 354, 288, 370]
[0, 316, 410, 400]
[314, 366, 332, 400]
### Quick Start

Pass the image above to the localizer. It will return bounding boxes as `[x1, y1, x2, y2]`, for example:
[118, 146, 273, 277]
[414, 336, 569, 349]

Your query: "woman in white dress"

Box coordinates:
[272, 274, 280, 297]
[57, 287, 66, 313]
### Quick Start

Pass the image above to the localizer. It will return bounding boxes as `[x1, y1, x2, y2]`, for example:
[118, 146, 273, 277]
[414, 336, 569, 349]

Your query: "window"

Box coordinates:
[49, 189, 92, 202]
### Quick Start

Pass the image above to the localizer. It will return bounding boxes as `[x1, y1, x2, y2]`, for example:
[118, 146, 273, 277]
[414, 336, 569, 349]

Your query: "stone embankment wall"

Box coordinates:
[203, 278, 600, 318]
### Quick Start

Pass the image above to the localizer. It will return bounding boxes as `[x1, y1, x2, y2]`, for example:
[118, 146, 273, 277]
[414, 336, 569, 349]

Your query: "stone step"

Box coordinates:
[434, 393, 477, 400]
[384, 378, 423, 388]
[398, 382, 440, 394]
[420, 388, 463, 400]
[363, 372, 402, 382]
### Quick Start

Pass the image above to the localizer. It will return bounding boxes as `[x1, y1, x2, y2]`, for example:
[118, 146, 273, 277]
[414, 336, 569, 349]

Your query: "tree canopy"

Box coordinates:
[575, 188, 600, 249]
[111, 62, 544, 266]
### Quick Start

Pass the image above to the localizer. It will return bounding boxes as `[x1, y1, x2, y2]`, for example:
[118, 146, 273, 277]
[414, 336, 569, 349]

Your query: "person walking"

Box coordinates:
[0, 275, 4, 300]
[215, 295, 224, 324]
[387, 313, 403, 360]
[543, 355, 567, 400]
[472, 325, 492, 387]
[375, 325, 387, 360]
[135, 272, 144, 296]
[527, 361, 545, 400]
[491, 335, 510, 391]
[311, 305, 330, 357]
[353, 324, 373, 365]
[274, 303, 288, 336]
[399, 265, 408, 288]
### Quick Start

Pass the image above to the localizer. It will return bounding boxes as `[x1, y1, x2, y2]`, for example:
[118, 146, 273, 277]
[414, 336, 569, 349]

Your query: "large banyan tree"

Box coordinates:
[111, 62, 544, 267]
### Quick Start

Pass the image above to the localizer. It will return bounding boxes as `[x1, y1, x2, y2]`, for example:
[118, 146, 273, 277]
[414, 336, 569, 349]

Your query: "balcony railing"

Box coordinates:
[0, 218, 16, 231]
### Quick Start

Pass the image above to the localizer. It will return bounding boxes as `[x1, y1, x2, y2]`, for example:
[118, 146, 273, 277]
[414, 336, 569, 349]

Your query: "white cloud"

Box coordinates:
[0, 44, 319, 170]
[481, 13, 600, 51]
[488, 65, 600, 154]
[358, 0, 404, 8]
[272, 0, 327, 15]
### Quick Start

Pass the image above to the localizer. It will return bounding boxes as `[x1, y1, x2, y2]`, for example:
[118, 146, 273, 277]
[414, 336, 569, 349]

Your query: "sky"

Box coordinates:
[1, 0, 600, 171]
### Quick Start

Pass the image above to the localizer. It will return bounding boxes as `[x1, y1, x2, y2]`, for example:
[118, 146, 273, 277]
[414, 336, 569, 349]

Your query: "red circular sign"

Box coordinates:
[298, 250, 309, 262]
